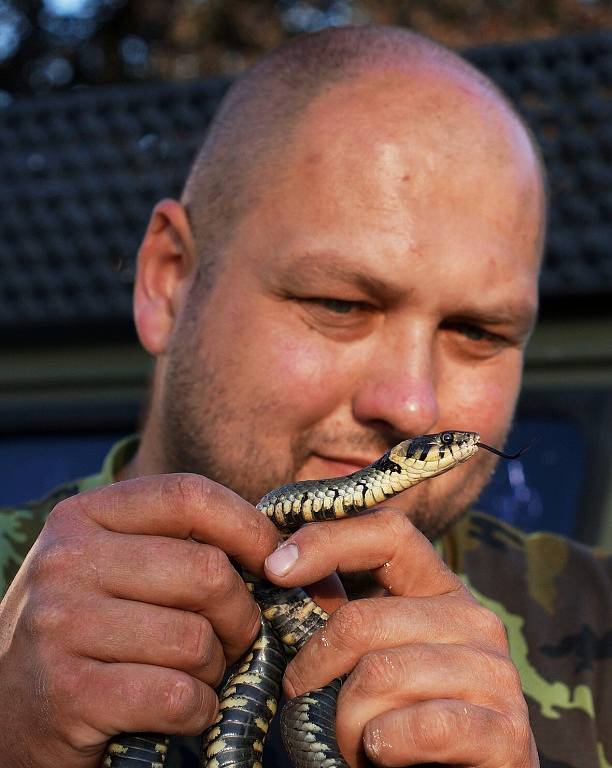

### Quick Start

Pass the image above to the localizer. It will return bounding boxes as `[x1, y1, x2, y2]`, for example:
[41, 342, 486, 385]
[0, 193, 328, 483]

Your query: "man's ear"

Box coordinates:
[133, 199, 197, 356]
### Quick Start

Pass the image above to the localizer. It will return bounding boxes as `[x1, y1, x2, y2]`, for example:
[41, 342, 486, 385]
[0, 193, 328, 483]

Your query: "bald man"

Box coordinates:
[0, 26, 610, 768]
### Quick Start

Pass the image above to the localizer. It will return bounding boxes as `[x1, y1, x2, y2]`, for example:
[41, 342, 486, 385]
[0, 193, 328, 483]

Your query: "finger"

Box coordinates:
[362, 699, 534, 767]
[70, 596, 226, 686]
[55, 657, 219, 746]
[91, 533, 261, 662]
[284, 597, 509, 696]
[92, 661, 219, 737]
[50, 473, 280, 576]
[334, 644, 523, 765]
[264, 508, 463, 597]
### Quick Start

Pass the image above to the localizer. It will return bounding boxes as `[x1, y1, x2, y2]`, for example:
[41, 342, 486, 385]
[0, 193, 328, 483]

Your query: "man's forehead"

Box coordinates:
[282, 64, 542, 212]
[294, 62, 514, 144]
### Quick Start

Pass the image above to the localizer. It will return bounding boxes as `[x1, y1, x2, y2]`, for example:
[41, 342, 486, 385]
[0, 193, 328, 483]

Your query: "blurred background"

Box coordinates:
[1, 0, 612, 547]
[3, 0, 612, 94]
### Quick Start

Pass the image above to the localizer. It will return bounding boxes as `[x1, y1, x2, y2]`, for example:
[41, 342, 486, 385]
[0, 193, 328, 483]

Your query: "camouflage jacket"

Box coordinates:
[1, 438, 610, 768]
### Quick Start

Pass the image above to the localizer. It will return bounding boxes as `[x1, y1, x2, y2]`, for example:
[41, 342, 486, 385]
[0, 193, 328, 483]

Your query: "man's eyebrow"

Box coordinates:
[272, 252, 406, 301]
[449, 300, 539, 333]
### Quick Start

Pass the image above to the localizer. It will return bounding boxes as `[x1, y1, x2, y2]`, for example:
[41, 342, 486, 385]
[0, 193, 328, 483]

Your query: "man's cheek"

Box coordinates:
[447, 366, 520, 439]
[265, 325, 343, 398]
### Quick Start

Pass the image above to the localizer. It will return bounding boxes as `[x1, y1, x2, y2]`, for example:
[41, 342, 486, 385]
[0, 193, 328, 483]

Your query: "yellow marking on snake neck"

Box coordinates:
[266, 697, 277, 714]
[333, 497, 347, 516]
[274, 503, 285, 525]
[302, 498, 314, 520]
[372, 485, 386, 503]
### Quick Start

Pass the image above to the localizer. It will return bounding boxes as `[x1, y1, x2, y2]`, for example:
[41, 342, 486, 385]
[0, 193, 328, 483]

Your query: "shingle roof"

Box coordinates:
[2, 32, 611, 337]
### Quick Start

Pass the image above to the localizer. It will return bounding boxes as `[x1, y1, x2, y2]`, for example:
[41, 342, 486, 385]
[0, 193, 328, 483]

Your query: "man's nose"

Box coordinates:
[351, 332, 440, 438]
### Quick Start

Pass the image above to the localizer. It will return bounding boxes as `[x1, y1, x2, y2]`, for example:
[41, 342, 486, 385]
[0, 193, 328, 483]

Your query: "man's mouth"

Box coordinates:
[299, 453, 377, 480]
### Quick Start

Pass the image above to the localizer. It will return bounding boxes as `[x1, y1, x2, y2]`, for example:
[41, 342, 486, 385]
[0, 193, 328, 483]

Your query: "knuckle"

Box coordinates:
[244, 602, 263, 644]
[45, 494, 91, 534]
[161, 473, 211, 514]
[24, 597, 69, 639]
[29, 529, 92, 588]
[376, 508, 411, 540]
[505, 710, 533, 756]
[44, 497, 75, 528]
[284, 658, 310, 699]
[241, 511, 275, 554]
[327, 601, 370, 652]
[28, 540, 65, 584]
[473, 604, 508, 647]
[309, 521, 336, 549]
[164, 676, 215, 728]
[195, 546, 233, 597]
[493, 653, 523, 691]
[351, 651, 397, 694]
[179, 615, 216, 670]
[412, 707, 457, 752]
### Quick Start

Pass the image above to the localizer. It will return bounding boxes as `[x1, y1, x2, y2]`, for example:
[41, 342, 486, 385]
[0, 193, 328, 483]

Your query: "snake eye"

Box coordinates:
[441, 432, 454, 445]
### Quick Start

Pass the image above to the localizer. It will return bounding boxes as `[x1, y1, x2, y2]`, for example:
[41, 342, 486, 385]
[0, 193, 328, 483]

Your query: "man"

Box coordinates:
[0, 24, 609, 768]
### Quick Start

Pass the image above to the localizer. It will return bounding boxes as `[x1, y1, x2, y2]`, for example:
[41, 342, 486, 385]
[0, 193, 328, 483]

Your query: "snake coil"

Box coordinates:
[103, 430, 481, 768]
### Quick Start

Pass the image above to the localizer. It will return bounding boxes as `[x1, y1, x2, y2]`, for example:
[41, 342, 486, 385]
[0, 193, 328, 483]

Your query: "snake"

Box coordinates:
[102, 429, 516, 768]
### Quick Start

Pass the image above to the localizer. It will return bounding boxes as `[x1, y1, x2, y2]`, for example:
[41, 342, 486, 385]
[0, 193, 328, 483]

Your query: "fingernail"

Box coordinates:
[265, 543, 299, 577]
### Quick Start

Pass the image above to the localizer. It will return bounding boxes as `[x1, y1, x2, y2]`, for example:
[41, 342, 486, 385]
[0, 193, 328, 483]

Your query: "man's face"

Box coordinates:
[160, 68, 542, 539]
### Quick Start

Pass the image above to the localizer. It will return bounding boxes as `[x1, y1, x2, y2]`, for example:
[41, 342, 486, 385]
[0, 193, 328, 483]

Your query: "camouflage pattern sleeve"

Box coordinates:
[0, 436, 138, 599]
[442, 511, 612, 768]
[0, 482, 81, 597]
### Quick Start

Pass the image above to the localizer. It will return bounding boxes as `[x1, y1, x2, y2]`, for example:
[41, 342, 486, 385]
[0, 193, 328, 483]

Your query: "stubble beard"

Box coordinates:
[160, 314, 501, 542]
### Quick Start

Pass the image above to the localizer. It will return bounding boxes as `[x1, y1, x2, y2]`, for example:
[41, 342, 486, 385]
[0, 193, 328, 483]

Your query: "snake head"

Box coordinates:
[389, 430, 480, 476]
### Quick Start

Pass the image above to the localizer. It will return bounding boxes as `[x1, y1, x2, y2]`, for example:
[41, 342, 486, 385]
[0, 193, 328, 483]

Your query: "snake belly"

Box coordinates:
[102, 431, 480, 768]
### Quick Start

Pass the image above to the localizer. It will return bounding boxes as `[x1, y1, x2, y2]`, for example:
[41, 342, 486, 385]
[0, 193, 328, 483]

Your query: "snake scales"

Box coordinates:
[102, 429, 492, 768]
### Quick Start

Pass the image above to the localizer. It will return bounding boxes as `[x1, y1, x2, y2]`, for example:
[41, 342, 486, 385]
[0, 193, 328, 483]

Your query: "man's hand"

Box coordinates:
[264, 508, 539, 768]
[0, 474, 280, 768]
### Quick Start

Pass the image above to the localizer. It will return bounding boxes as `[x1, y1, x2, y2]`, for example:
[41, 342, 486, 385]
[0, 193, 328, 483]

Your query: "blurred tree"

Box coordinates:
[1, 0, 612, 97]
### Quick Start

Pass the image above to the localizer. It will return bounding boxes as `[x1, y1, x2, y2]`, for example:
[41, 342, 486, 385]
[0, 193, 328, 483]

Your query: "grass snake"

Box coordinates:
[102, 429, 508, 768]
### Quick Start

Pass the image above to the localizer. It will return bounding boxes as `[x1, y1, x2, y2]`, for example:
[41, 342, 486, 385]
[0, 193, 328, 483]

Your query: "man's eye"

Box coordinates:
[444, 320, 504, 344]
[456, 322, 487, 341]
[295, 297, 374, 335]
[315, 298, 358, 314]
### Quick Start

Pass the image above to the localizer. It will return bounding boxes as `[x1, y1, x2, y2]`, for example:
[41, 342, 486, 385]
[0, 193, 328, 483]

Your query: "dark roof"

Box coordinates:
[2, 32, 612, 338]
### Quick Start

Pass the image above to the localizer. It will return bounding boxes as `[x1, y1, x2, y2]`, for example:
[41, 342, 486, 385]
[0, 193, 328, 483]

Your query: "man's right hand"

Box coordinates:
[0, 474, 281, 768]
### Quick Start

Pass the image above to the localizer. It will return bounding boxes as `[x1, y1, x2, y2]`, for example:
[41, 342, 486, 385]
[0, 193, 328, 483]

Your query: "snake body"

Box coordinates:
[103, 430, 480, 768]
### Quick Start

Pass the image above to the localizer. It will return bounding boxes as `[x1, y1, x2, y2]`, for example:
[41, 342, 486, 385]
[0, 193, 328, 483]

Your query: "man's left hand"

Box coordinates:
[264, 508, 539, 767]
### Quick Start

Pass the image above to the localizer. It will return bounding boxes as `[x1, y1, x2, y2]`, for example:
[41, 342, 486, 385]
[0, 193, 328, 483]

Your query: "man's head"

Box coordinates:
[131, 25, 545, 539]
